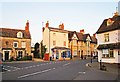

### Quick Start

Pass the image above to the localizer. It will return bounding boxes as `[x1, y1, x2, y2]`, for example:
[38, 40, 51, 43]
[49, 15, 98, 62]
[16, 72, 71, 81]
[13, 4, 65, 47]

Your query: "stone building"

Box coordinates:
[0, 21, 31, 61]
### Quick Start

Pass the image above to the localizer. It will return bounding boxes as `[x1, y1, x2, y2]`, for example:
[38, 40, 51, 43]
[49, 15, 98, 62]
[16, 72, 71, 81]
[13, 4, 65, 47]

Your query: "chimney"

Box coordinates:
[93, 33, 96, 37]
[45, 21, 49, 28]
[80, 29, 84, 34]
[25, 20, 29, 32]
[61, 23, 64, 30]
[59, 23, 64, 30]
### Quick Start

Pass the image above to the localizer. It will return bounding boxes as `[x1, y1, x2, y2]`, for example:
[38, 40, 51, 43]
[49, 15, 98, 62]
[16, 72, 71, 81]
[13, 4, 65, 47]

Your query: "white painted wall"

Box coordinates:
[43, 27, 68, 57]
[97, 30, 119, 45]
[43, 27, 50, 53]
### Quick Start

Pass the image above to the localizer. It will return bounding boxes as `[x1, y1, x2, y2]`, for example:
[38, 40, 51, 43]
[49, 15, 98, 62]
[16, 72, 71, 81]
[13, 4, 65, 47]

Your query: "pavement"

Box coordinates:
[85, 62, 119, 80]
[86, 62, 119, 74]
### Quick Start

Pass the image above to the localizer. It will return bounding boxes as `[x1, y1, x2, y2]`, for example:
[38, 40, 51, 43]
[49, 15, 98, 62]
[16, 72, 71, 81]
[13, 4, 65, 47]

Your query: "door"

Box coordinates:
[5, 51, 9, 61]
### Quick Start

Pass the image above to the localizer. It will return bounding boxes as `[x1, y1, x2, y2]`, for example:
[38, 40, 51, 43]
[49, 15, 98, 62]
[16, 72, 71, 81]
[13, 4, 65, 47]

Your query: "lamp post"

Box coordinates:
[70, 41, 72, 59]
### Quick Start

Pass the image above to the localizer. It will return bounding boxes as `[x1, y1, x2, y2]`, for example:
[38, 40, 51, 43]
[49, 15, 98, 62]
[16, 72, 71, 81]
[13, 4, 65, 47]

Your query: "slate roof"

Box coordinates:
[68, 31, 97, 44]
[96, 15, 120, 34]
[0, 28, 31, 39]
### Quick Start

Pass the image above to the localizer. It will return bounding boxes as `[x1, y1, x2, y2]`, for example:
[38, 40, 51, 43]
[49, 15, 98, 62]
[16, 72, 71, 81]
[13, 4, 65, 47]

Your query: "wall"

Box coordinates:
[97, 30, 119, 45]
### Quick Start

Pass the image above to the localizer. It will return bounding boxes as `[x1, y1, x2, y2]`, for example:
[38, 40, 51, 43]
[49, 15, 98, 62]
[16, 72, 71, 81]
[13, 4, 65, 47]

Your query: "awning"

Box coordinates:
[51, 47, 70, 51]
[97, 42, 120, 50]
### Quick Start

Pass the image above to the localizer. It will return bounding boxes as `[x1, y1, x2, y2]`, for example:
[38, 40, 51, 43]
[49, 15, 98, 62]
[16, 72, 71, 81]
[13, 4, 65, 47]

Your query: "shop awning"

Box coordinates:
[51, 47, 70, 51]
[97, 42, 120, 50]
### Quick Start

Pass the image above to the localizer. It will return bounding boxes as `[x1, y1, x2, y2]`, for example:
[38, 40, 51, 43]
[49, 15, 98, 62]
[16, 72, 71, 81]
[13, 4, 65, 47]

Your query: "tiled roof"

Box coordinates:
[0, 28, 31, 39]
[68, 31, 97, 44]
[96, 15, 120, 34]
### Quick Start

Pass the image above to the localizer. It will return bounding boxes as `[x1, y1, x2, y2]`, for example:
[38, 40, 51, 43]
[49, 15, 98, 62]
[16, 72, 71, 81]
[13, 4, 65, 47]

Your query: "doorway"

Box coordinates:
[5, 51, 9, 61]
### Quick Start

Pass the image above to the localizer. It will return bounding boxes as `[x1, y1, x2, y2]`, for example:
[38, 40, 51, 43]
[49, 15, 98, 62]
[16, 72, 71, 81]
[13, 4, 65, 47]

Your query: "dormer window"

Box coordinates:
[107, 18, 114, 26]
[17, 32, 23, 38]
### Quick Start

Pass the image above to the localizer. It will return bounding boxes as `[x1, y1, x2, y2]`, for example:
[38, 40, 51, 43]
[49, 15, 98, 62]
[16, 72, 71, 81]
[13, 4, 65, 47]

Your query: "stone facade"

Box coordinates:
[0, 21, 31, 61]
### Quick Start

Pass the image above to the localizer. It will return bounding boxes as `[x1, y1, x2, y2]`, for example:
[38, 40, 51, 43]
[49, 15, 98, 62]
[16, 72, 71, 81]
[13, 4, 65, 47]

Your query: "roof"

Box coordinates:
[0, 28, 31, 39]
[97, 42, 120, 49]
[68, 31, 97, 44]
[43, 27, 69, 33]
[96, 15, 120, 34]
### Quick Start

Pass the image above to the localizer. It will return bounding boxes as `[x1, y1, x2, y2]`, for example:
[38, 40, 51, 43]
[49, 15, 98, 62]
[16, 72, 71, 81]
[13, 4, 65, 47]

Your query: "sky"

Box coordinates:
[0, 0, 119, 46]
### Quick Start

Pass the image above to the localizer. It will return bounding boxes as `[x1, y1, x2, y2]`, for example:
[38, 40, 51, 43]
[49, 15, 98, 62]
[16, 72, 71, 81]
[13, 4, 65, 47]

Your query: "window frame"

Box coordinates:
[13, 42, 18, 48]
[104, 33, 109, 42]
[21, 41, 26, 48]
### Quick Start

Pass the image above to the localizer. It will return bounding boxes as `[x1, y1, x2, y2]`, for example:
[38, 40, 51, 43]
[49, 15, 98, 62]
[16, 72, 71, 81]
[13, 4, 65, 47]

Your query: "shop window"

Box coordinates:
[102, 49, 114, 58]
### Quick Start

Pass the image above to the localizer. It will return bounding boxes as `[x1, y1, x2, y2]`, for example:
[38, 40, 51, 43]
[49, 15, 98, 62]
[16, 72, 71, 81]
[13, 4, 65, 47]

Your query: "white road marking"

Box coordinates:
[18, 68, 52, 79]
[37, 65, 40, 66]
[78, 72, 86, 74]
[53, 68, 56, 69]
[63, 63, 71, 66]
[3, 68, 11, 72]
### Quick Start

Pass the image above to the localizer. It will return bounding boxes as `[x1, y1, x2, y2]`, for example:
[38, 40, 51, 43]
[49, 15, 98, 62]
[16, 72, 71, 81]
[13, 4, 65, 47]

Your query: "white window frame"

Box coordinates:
[13, 42, 18, 48]
[17, 32, 23, 38]
[21, 41, 26, 48]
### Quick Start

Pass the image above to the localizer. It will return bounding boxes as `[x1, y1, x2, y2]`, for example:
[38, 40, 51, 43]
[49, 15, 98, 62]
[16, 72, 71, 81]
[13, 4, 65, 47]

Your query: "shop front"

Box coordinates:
[51, 47, 71, 60]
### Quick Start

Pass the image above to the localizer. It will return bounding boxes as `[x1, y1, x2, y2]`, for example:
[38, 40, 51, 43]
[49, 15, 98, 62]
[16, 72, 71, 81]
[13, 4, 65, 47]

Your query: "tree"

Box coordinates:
[34, 42, 40, 58]
[40, 40, 47, 59]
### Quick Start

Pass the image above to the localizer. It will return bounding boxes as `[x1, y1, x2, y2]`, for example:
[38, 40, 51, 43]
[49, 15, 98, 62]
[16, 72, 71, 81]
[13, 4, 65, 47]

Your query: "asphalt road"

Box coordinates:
[1, 59, 118, 80]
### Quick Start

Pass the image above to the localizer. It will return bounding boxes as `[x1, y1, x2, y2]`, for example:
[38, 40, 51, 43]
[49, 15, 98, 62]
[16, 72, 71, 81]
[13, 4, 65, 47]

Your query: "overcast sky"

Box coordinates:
[0, 0, 119, 46]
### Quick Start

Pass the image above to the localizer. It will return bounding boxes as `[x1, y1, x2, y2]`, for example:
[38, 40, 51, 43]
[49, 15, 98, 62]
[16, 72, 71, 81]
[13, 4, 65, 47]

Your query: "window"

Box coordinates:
[17, 32, 23, 38]
[74, 50, 77, 56]
[73, 40, 77, 46]
[53, 40, 56, 46]
[118, 50, 120, 55]
[64, 41, 66, 46]
[109, 49, 114, 57]
[53, 33, 56, 36]
[5, 41, 9, 46]
[102, 49, 114, 58]
[21, 41, 26, 48]
[13, 42, 18, 48]
[64, 34, 66, 37]
[104, 33, 109, 42]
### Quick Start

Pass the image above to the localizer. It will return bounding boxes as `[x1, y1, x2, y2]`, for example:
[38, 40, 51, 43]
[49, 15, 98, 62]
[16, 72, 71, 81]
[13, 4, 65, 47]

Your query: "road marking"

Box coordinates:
[78, 72, 86, 74]
[18, 68, 52, 79]
[53, 68, 56, 69]
[63, 63, 71, 66]
[3, 68, 11, 72]
[37, 65, 40, 66]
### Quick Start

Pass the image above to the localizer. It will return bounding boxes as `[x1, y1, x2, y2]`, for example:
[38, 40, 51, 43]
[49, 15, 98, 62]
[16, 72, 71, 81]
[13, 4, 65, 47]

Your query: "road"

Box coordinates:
[1, 59, 118, 80]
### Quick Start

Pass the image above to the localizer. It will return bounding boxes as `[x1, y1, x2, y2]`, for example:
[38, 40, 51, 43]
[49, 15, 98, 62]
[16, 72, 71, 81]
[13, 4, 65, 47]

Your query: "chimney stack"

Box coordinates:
[25, 20, 29, 32]
[45, 21, 49, 28]
[59, 23, 64, 30]
[80, 29, 84, 34]
[93, 33, 96, 37]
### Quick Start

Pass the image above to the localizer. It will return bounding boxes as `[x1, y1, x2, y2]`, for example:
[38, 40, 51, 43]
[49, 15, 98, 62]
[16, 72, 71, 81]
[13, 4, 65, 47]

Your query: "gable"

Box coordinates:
[72, 33, 78, 40]
[86, 35, 91, 41]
